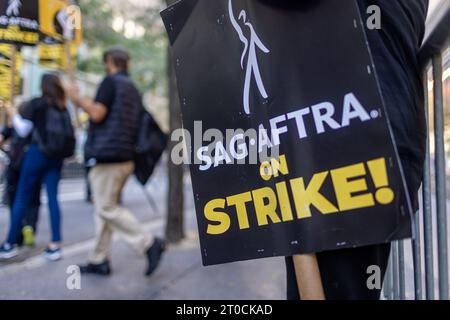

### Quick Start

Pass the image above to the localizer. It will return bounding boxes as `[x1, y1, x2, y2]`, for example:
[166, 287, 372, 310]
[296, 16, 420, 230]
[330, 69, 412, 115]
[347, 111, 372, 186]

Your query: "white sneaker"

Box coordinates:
[43, 247, 62, 261]
[0, 243, 19, 260]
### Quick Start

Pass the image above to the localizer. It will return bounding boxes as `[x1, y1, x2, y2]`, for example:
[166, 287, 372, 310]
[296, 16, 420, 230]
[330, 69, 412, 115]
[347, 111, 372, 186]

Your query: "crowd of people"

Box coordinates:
[0, 47, 165, 278]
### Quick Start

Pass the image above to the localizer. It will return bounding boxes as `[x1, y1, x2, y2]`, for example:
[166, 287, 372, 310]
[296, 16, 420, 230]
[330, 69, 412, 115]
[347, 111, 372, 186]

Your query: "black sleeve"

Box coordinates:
[1, 127, 13, 140]
[95, 76, 116, 110]
[19, 100, 35, 121]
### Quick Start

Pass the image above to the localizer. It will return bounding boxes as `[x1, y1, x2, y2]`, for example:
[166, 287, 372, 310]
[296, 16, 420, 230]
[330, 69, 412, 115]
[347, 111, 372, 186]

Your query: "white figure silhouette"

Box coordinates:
[6, 0, 21, 16]
[56, 9, 74, 40]
[229, 0, 270, 115]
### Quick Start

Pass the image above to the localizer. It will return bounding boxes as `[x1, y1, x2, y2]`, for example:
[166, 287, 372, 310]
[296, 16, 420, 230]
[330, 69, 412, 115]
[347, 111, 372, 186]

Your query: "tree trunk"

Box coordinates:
[165, 0, 185, 243]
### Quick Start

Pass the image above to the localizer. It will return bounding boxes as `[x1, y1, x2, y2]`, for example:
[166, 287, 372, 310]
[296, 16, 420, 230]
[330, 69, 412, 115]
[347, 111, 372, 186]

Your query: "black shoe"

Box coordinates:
[145, 238, 166, 277]
[79, 260, 112, 276]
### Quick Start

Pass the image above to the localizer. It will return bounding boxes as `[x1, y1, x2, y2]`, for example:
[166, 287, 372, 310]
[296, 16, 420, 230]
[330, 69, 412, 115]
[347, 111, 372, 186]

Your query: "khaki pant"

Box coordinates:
[88, 161, 153, 264]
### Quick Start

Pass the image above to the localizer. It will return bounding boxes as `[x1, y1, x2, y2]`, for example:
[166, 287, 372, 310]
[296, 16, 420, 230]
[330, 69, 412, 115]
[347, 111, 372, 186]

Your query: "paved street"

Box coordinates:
[1, 163, 449, 300]
[0, 165, 285, 300]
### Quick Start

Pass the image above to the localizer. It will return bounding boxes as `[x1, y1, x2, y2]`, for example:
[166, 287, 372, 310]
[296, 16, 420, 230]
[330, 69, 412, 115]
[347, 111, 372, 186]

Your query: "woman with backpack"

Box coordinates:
[0, 74, 75, 261]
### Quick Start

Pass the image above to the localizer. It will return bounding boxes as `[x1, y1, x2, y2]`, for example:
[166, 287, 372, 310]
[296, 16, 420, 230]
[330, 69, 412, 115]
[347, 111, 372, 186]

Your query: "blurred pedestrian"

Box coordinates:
[68, 47, 165, 277]
[0, 74, 75, 261]
[0, 115, 42, 247]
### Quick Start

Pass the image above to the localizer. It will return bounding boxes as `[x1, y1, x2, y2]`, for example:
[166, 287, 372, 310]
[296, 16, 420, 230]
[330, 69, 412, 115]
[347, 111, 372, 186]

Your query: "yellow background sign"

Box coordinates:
[39, 0, 83, 44]
[0, 0, 40, 46]
[39, 42, 77, 70]
[0, 44, 22, 101]
[0, 25, 39, 45]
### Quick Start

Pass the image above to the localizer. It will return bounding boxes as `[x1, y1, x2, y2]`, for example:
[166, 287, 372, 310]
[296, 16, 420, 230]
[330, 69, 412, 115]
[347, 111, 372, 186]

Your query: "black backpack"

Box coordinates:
[34, 102, 76, 160]
[134, 108, 168, 185]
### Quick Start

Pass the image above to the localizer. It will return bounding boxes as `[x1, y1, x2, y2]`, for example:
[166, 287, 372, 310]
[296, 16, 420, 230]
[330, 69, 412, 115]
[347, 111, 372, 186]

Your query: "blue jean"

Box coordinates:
[7, 144, 63, 245]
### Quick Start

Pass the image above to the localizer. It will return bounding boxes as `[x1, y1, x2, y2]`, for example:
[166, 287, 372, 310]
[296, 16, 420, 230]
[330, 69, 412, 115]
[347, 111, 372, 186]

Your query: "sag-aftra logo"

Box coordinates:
[6, 0, 21, 16]
[229, 0, 269, 115]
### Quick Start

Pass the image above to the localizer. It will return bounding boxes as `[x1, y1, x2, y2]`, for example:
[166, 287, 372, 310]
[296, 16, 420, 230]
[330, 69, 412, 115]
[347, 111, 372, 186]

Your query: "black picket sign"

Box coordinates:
[0, 0, 40, 45]
[162, 0, 413, 266]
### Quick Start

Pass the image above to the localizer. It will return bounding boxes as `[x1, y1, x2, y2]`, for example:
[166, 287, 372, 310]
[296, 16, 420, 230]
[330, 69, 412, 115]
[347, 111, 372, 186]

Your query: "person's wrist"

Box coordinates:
[79, 97, 89, 110]
[72, 95, 82, 107]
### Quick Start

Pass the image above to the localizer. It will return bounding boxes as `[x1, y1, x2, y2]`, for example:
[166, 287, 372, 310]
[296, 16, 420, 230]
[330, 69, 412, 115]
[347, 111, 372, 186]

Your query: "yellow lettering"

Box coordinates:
[252, 187, 282, 226]
[226, 192, 252, 230]
[271, 155, 289, 177]
[204, 199, 230, 235]
[275, 181, 294, 221]
[260, 161, 272, 181]
[290, 172, 338, 218]
[331, 163, 375, 211]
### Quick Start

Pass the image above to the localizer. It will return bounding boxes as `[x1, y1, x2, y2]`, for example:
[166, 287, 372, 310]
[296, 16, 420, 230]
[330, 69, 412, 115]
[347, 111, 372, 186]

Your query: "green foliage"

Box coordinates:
[77, 0, 167, 93]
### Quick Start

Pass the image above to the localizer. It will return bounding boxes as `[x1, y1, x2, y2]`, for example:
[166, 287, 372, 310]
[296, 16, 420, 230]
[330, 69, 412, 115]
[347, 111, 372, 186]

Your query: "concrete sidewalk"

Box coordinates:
[0, 228, 285, 300]
[0, 170, 285, 300]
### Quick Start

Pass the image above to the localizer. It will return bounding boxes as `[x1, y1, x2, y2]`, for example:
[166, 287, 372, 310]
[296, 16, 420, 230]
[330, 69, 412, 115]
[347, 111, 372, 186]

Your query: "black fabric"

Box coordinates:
[134, 109, 168, 185]
[284, 0, 428, 300]
[94, 75, 117, 110]
[21, 97, 48, 146]
[85, 73, 141, 163]
[358, 0, 428, 173]
[1, 127, 13, 141]
[402, 158, 423, 213]
[1, 127, 41, 245]
[28, 98, 75, 160]
[5, 160, 41, 244]
[286, 244, 391, 300]
[1, 128, 30, 171]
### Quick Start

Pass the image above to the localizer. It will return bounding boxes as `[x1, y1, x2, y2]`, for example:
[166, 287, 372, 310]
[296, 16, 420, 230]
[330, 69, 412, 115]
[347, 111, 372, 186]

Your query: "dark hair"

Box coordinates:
[103, 46, 130, 72]
[41, 73, 66, 109]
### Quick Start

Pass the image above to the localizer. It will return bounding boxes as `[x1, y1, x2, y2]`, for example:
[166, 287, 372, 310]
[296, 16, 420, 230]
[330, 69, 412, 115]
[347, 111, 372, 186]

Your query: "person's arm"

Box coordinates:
[68, 77, 114, 124]
[0, 129, 8, 146]
[0, 127, 13, 143]
[6, 102, 34, 138]
[12, 114, 34, 138]
[68, 86, 108, 124]
[69, 92, 108, 124]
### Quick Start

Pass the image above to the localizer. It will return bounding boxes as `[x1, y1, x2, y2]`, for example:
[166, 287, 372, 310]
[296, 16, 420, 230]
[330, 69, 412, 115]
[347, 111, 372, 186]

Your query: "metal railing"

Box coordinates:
[383, 1, 450, 300]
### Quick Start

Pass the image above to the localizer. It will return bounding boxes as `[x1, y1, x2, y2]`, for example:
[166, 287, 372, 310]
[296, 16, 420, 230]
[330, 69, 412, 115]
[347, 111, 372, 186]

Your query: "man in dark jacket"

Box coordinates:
[285, 0, 428, 300]
[68, 47, 165, 277]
